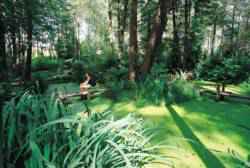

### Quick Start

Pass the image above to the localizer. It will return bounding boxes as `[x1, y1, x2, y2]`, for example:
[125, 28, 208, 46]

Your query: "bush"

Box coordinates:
[166, 79, 200, 104]
[136, 76, 167, 105]
[71, 61, 86, 83]
[135, 64, 168, 105]
[196, 56, 250, 85]
[32, 57, 61, 71]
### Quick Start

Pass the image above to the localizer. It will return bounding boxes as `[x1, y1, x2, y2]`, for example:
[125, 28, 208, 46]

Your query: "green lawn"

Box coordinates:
[48, 82, 250, 168]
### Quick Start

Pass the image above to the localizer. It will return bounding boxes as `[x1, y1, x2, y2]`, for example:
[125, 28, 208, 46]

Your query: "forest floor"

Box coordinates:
[46, 82, 250, 168]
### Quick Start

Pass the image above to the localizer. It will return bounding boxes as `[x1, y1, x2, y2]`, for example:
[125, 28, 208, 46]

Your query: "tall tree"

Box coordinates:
[183, 0, 192, 70]
[210, 7, 218, 56]
[140, 0, 169, 74]
[117, 0, 129, 57]
[0, 1, 6, 166]
[10, 0, 18, 65]
[108, 0, 114, 51]
[24, 0, 33, 80]
[230, 3, 236, 53]
[171, 0, 181, 70]
[128, 0, 138, 81]
[0, 2, 7, 79]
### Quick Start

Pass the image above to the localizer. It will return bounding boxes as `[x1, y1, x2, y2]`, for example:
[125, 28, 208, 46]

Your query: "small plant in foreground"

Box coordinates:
[1, 92, 172, 168]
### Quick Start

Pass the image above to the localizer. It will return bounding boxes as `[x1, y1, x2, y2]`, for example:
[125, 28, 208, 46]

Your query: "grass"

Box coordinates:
[47, 82, 250, 168]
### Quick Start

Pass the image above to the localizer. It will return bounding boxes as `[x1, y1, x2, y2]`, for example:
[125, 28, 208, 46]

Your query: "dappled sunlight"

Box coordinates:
[138, 103, 168, 117]
[171, 100, 250, 167]
[167, 104, 226, 168]
[89, 98, 113, 113]
[44, 82, 250, 168]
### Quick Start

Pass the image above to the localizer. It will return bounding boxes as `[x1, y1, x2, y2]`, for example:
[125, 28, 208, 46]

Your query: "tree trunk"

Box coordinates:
[11, 0, 17, 66]
[231, 4, 236, 53]
[108, 0, 114, 51]
[117, 0, 122, 58]
[172, 0, 180, 70]
[246, 16, 249, 30]
[77, 20, 81, 58]
[183, 0, 192, 70]
[117, 0, 128, 58]
[211, 14, 217, 56]
[140, 0, 169, 75]
[0, 2, 5, 166]
[24, 0, 33, 80]
[128, 0, 138, 81]
[11, 32, 17, 65]
[0, 6, 7, 80]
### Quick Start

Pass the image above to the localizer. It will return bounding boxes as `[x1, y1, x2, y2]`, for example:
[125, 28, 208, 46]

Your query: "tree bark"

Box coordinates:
[108, 0, 114, 51]
[117, 0, 122, 58]
[24, 0, 33, 80]
[128, 0, 138, 81]
[117, 0, 128, 57]
[230, 4, 236, 53]
[140, 0, 169, 75]
[172, 0, 180, 70]
[0, 1, 5, 166]
[0, 4, 7, 80]
[211, 13, 218, 56]
[11, 0, 17, 66]
[183, 0, 192, 70]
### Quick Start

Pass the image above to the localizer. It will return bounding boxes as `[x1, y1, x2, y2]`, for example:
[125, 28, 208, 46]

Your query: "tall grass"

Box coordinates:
[1, 92, 172, 167]
[1, 92, 65, 167]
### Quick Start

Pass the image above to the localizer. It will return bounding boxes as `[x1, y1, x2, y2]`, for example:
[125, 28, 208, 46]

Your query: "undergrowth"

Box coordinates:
[1, 92, 171, 168]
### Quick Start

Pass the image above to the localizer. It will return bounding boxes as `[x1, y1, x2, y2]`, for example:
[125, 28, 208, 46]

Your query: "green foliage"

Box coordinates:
[55, 30, 76, 59]
[135, 64, 168, 105]
[136, 77, 167, 105]
[71, 61, 86, 83]
[80, 41, 117, 73]
[2, 92, 170, 168]
[32, 57, 61, 71]
[32, 75, 49, 94]
[166, 80, 200, 104]
[102, 65, 129, 99]
[1, 92, 64, 167]
[229, 150, 250, 168]
[196, 56, 250, 85]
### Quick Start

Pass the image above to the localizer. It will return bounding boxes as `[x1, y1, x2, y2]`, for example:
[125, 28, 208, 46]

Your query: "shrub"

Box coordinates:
[135, 64, 168, 105]
[196, 56, 250, 86]
[32, 57, 61, 71]
[166, 79, 200, 104]
[136, 76, 167, 105]
[71, 61, 86, 83]
[196, 55, 250, 100]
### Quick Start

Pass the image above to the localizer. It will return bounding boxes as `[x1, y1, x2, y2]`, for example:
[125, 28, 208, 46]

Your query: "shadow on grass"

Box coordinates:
[166, 104, 225, 168]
